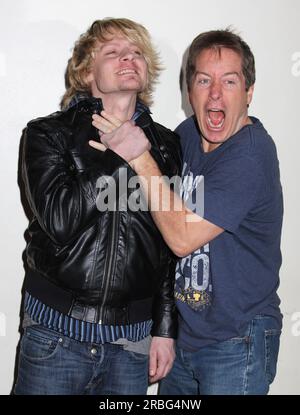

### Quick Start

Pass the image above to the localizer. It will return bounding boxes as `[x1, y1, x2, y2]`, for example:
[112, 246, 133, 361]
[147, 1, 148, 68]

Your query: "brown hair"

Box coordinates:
[61, 18, 162, 109]
[186, 28, 255, 91]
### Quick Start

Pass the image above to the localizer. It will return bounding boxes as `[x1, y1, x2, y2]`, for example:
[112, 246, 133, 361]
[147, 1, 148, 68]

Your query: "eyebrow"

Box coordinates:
[195, 71, 210, 77]
[222, 72, 240, 77]
[100, 41, 140, 50]
[100, 42, 120, 50]
[195, 71, 241, 77]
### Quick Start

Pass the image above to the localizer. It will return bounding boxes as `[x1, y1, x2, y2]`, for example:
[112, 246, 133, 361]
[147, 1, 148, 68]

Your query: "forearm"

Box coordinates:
[131, 152, 223, 257]
[131, 152, 199, 256]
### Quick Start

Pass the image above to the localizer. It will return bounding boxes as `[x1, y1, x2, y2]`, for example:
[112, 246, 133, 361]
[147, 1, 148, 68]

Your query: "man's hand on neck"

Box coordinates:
[93, 93, 137, 123]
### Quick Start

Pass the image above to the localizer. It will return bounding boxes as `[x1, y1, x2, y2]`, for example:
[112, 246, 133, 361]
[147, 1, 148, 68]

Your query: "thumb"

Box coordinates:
[89, 140, 106, 152]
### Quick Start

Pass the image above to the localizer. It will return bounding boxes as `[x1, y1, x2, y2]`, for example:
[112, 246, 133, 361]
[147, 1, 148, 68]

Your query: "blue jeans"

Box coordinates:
[14, 324, 149, 395]
[159, 315, 281, 395]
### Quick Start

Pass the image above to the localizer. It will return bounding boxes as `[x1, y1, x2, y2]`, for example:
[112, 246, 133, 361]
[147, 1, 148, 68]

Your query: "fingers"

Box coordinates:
[90, 120, 149, 162]
[88, 140, 106, 152]
[92, 111, 122, 133]
[149, 349, 158, 379]
[149, 362, 171, 384]
[92, 115, 114, 134]
[148, 337, 175, 384]
[101, 111, 123, 128]
[149, 355, 173, 384]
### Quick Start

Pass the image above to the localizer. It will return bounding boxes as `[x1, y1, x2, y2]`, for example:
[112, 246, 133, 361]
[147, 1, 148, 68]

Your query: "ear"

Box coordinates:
[85, 69, 94, 84]
[246, 84, 254, 106]
[188, 90, 196, 113]
[84, 52, 96, 85]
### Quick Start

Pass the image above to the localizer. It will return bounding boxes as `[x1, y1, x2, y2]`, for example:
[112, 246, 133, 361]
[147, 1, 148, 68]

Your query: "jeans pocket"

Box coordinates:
[224, 335, 250, 344]
[264, 329, 281, 384]
[21, 325, 62, 361]
[125, 350, 149, 362]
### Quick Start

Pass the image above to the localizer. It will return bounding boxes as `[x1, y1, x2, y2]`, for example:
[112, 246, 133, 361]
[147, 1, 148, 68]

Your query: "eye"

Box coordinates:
[224, 79, 236, 85]
[105, 50, 117, 56]
[197, 78, 210, 86]
[223, 77, 238, 87]
[133, 49, 144, 58]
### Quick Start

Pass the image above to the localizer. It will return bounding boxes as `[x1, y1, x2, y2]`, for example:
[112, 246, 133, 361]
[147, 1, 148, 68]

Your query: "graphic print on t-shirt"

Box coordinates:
[175, 163, 212, 311]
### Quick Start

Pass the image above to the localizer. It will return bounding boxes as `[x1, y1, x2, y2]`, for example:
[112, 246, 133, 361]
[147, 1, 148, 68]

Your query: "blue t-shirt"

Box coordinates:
[175, 116, 283, 351]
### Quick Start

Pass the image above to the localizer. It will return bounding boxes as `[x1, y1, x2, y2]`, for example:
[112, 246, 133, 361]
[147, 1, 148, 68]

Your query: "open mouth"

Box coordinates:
[207, 109, 225, 129]
[117, 69, 137, 75]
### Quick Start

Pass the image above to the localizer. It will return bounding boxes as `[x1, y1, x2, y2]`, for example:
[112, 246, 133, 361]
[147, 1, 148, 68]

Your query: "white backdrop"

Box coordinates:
[0, 0, 299, 395]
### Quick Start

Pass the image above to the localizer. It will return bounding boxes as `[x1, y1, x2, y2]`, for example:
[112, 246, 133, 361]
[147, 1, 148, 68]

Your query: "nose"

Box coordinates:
[209, 80, 222, 100]
[119, 48, 134, 61]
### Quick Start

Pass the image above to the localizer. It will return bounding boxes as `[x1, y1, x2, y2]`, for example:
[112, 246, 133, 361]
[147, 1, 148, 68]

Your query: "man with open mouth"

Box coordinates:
[92, 28, 283, 395]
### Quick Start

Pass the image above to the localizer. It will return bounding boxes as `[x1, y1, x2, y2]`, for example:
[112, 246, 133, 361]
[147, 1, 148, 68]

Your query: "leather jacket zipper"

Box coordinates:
[98, 211, 119, 324]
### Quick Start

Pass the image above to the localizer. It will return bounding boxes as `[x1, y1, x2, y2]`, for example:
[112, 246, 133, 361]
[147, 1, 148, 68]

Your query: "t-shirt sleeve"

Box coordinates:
[202, 155, 263, 233]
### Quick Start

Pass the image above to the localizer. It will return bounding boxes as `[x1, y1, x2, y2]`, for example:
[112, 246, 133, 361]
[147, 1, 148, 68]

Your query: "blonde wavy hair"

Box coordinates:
[60, 18, 162, 109]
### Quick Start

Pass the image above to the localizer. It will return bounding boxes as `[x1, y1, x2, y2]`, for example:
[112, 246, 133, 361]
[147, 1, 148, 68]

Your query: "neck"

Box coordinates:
[98, 93, 137, 122]
[202, 140, 221, 153]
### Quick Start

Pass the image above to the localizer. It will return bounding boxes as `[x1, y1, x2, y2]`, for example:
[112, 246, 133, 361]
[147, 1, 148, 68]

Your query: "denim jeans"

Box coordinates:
[14, 324, 149, 395]
[159, 315, 281, 395]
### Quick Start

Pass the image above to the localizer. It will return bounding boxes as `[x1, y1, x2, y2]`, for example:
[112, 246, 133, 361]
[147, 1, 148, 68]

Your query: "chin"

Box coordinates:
[203, 131, 227, 144]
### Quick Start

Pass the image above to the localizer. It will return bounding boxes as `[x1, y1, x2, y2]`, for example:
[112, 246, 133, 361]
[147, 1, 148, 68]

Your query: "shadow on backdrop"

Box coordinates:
[179, 45, 194, 119]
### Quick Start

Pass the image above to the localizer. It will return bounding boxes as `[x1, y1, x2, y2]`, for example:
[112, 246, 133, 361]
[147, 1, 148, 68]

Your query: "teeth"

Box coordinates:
[207, 109, 225, 129]
[117, 69, 136, 75]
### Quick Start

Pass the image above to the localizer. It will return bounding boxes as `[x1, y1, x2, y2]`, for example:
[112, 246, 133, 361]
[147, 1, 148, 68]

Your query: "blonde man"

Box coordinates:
[14, 18, 181, 395]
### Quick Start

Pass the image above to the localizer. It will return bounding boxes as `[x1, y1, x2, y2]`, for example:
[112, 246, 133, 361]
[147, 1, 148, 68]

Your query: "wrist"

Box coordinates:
[129, 150, 152, 172]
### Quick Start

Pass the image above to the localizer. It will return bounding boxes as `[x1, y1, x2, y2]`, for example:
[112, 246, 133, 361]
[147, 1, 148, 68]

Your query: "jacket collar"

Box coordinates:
[66, 92, 150, 119]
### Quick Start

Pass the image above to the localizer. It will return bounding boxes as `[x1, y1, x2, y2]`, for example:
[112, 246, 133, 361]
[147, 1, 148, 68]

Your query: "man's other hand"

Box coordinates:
[148, 337, 175, 383]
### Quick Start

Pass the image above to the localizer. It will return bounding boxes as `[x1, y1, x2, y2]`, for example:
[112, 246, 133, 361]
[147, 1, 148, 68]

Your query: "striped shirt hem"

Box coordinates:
[24, 292, 152, 344]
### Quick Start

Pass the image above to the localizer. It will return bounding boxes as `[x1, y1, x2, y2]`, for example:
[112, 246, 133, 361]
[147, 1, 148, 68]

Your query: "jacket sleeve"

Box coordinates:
[22, 121, 127, 246]
[151, 123, 182, 179]
[149, 126, 181, 338]
[151, 248, 178, 338]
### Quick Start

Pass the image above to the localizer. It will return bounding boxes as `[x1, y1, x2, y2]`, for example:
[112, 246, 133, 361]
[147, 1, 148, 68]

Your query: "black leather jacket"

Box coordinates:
[22, 98, 182, 338]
